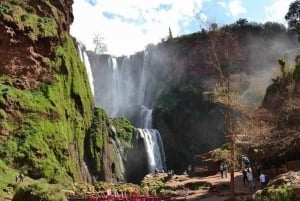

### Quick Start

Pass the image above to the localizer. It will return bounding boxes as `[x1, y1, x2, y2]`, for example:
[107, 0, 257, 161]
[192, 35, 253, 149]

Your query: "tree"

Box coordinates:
[235, 18, 248, 27]
[93, 34, 107, 54]
[285, 0, 300, 34]
[205, 25, 242, 199]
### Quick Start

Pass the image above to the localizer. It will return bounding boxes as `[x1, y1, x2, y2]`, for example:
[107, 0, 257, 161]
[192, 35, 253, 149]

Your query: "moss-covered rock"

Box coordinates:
[84, 108, 134, 182]
[0, 1, 100, 199]
[0, 33, 94, 184]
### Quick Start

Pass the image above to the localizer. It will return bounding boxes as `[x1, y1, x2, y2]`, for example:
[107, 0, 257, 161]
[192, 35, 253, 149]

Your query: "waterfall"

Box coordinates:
[81, 161, 92, 183]
[86, 50, 167, 178]
[111, 126, 125, 181]
[136, 129, 166, 173]
[139, 105, 153, 128]
[77, 43, 94, 95]
[109, 57, 120, 116]
[136, 106, 166, 172]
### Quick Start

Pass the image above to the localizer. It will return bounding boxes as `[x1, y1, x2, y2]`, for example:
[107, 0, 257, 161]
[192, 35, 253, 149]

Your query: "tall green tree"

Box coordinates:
[285, 0, 300, 34]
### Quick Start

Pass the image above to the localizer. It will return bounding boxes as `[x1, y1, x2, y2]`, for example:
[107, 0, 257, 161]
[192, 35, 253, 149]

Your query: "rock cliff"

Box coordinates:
[0, 2, 133, 199]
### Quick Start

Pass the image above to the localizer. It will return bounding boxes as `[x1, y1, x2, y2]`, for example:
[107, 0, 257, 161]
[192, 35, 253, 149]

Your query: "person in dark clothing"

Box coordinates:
[187, 164, 193, 177]
[220, 164, 224, 178]
[17, 173, 24, 183]
[242, 168, 248, 185]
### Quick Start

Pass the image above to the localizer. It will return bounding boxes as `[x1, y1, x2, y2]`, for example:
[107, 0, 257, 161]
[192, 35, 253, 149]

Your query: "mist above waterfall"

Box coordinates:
[238, 34, 298, 107]
[201, 30, 299, 108]
[87, 48, 180, 126]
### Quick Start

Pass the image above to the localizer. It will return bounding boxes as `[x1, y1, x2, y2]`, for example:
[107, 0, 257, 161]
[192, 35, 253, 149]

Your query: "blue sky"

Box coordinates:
[70, 0, 294, 56]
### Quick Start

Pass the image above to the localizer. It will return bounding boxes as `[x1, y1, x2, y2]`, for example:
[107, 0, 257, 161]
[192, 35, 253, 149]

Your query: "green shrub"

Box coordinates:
[256, 184, 294, 201]
[156, 86, 180, 112]
[294, 64, 300, 82]
[13, 180, 67, 201]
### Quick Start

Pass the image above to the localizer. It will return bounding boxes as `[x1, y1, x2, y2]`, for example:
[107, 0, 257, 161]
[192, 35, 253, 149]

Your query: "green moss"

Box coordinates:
[294, 64, 300, 82]
[84, 108, 106, 174]
[112, 117, 134, 146]
[156, 86, 180, 112]
[0, 108, 6, 119]
[0, 34, 94, 183]
[0, 1, 58, 41]
[0, 159, 21, 200]
[0, 85, 54, 113]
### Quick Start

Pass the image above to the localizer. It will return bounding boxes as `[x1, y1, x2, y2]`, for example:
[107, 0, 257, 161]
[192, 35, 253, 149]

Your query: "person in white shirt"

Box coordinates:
[259, 172, 267, 188]
[246, 169, 254, 190]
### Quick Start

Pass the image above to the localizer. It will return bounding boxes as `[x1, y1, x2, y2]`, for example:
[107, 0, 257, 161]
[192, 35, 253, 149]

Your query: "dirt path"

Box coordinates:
[166, 171, 260, 201]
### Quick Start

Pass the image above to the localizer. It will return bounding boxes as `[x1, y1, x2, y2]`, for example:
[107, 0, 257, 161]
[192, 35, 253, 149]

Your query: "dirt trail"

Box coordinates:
[166, 171, 260, 201]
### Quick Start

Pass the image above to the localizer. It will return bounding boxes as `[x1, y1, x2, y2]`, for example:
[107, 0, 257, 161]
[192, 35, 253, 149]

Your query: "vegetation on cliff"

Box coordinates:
[0, 30, 94, 188]
[0, 0, 57, 41]
[0, 0, 133, 200]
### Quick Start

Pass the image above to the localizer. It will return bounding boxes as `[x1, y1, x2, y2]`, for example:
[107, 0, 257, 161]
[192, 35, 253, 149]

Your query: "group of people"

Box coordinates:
[16, 173, 24, 183]
[241, 156, 268, 191]
[218, 155, 269, 191]
[219, 162, 228, 178]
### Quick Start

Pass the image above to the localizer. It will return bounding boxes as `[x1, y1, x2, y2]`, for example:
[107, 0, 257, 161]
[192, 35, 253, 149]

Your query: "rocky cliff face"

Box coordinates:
[254, 59, 300, 161]
[0, 1, 133, 195]
[0, 0, 94, 183]
[150, 23, 300, 173]
[0, 0, 73, 89]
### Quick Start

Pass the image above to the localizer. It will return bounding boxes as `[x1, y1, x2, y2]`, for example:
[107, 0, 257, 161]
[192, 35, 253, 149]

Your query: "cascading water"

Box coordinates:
[86, 50, 167, 181]
[77, 43, 94, 95]
[78, 44, 129, 182]
[136, 106, 166, 172]
[110, 126, 125, 181]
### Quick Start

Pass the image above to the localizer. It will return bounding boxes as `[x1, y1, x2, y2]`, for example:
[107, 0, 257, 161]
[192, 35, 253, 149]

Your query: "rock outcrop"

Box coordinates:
[0, 2, 134, 197]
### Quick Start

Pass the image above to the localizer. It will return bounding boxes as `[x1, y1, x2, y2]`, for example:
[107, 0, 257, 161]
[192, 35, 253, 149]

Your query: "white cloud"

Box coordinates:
[264, 0, 294, 24]
[217, 1, 226, 8]
[199, 13, 208, 23]
[70, 0, 204, 56]
[228, 0, 246, 17]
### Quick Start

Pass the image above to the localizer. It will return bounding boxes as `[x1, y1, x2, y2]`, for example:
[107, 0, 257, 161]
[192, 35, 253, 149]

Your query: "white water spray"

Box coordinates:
[77, 44, 94, 96]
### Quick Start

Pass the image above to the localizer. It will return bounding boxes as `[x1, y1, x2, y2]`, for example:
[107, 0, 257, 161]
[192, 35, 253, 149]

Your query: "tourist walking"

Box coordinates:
[16, 173, 24, 183]
[259, 172, 267, 188]
[246, 169, 254, 190]
[242, 168, 248, 185]
[220, 163, 224, 178]
[187, 164, 193, 177]
[242, 155, 251, 168]
[223, 163, 228, 178]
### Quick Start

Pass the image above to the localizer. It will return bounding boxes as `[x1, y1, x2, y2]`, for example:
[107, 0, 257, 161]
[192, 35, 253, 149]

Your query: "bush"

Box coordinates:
[12, 180, 67, 201]
[255, 184, 295, 201]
